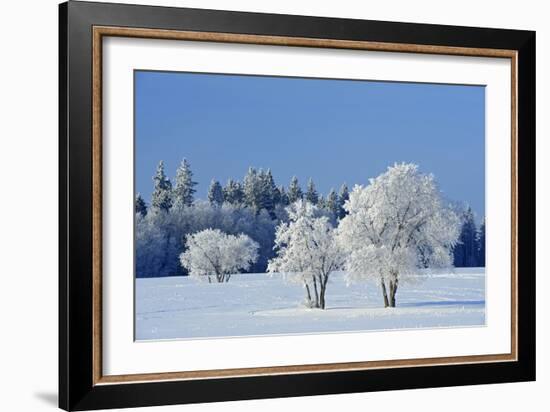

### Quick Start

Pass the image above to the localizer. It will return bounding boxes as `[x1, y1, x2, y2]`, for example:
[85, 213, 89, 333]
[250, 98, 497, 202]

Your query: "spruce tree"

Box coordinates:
[326, 188, 339, 218]
[279, 185, 289, 206]
[453, 207, 478, 267]
[317, 194, 326, 209]
[305, 178, 319, 204]
[151, 161, 172, 212]
[172, 159, 197, 208]
[288, 176, 303, 204]
[223, 178, 244, 205]
[208, 180, 224, 206]
[476, 218, 486, 267]
[337, 183, 350, 219]
[243, 167, 262, 212]
[135, 193, 148, 217]
[272, 186, 282, 206]
[259, 169, 277, 217]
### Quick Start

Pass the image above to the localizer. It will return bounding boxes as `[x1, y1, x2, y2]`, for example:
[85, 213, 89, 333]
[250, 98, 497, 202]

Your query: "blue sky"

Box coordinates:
[135, 71, 485, 218]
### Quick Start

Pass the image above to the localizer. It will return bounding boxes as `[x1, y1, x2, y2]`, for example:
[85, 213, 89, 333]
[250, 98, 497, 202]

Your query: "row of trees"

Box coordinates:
[136, 160, 351, 222]
[453, 207, 486, 267]
[178, 163, 465, 309]
[136, 160, 485, 290]
[136, 160, 351, 278]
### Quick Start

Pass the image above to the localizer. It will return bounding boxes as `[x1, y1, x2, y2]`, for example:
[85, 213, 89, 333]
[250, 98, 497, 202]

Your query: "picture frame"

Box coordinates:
[59, 1, 536, 410]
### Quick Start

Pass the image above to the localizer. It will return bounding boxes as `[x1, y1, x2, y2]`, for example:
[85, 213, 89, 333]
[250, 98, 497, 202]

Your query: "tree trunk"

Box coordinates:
[380, 278, 389, 308]
[304, 283, 313, 307]
[312, 276, 320, 308]
[319, 273, 329, 310]
[319, 280, 326, 309]
[388, 279, 399, 307]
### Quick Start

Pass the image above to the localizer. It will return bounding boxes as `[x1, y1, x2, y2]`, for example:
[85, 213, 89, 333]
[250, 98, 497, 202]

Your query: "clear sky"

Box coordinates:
[135, 70, 485, 219]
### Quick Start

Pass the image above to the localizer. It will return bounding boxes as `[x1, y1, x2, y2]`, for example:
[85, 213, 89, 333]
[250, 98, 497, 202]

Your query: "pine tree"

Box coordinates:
[223, 178, 244, 205]
[288, 176, 303, 204]
[151, 161, 172, 212]
[172, 159, 197, 208]
[135, 193, 147, 217]
[305, 178, 319, 204]
[326, 189, 339, 218]
[476, 218, 486, 267]
[208, 180, 224, 206]
[337, 183, 349, 219]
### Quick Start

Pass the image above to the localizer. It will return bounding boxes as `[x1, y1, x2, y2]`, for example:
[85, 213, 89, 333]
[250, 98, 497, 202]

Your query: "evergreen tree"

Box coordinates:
[476, 218, 486, 267]
[223, 178, 244, 205]
[272, 186, 282, 206]
[337, 183, 350, 219]
[317, 194, 326, 209]
[288, 176, 303, 204]
[172, 159, 197, 208]
[305, 178, 319, 204]
[326, 188, 339, 218]
[135, 193, 147, 217]
[208, 180, 224, 206]
[259, 169, 277, 217]
[279, 185, 289, 206]
[243, 167, 262, 212]
[453, 207, 478, 267]
[151, 161, 172, 212]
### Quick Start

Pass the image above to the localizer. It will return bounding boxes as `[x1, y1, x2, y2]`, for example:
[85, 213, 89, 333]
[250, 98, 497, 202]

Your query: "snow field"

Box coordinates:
[136, 268, 485, 340]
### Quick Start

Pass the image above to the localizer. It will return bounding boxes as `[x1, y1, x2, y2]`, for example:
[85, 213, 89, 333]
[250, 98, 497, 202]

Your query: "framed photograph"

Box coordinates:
[59, 1, 535, 410]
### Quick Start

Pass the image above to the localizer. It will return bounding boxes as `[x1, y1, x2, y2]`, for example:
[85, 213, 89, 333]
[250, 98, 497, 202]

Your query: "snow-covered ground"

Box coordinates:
[135, 268, 485, 340]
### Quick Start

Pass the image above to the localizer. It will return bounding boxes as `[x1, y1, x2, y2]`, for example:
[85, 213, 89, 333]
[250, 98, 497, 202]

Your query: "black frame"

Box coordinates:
[59, 1, 536, 410]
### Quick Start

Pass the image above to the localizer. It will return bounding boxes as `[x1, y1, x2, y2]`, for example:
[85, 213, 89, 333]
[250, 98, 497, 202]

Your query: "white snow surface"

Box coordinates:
[135, 268, 485, 340]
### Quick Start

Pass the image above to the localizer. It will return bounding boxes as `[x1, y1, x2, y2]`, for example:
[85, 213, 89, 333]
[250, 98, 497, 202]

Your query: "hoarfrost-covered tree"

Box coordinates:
[278, 185, 289, 206]
[135, 193, 147, 217]
[305, 178, 319, 204]
[288, 176, 303, 203]
[223, 179, 244, 205]
[172, 159, 197, 209]
[272, 185, 282, 206]
[268, 200, 344, 309]
[260, 169, 277, 218]
[337, 183, 349, 220]
[326, 189, 339, 220]
[337, 163, 460, 307]
[180, 229, 259, 283]
[151, 161, 172, 212]
[136, 211, 179, 277]
[207, 180, 224, 206]
[317, 194, 326, 209]
[243, 167, 262, 212]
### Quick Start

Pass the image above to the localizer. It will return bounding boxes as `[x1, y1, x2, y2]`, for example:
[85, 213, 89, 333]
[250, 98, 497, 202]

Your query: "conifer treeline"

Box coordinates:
[136, 160, 351, 222]
[453, 207, 486, 268]
[135, 159, 351, 278]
